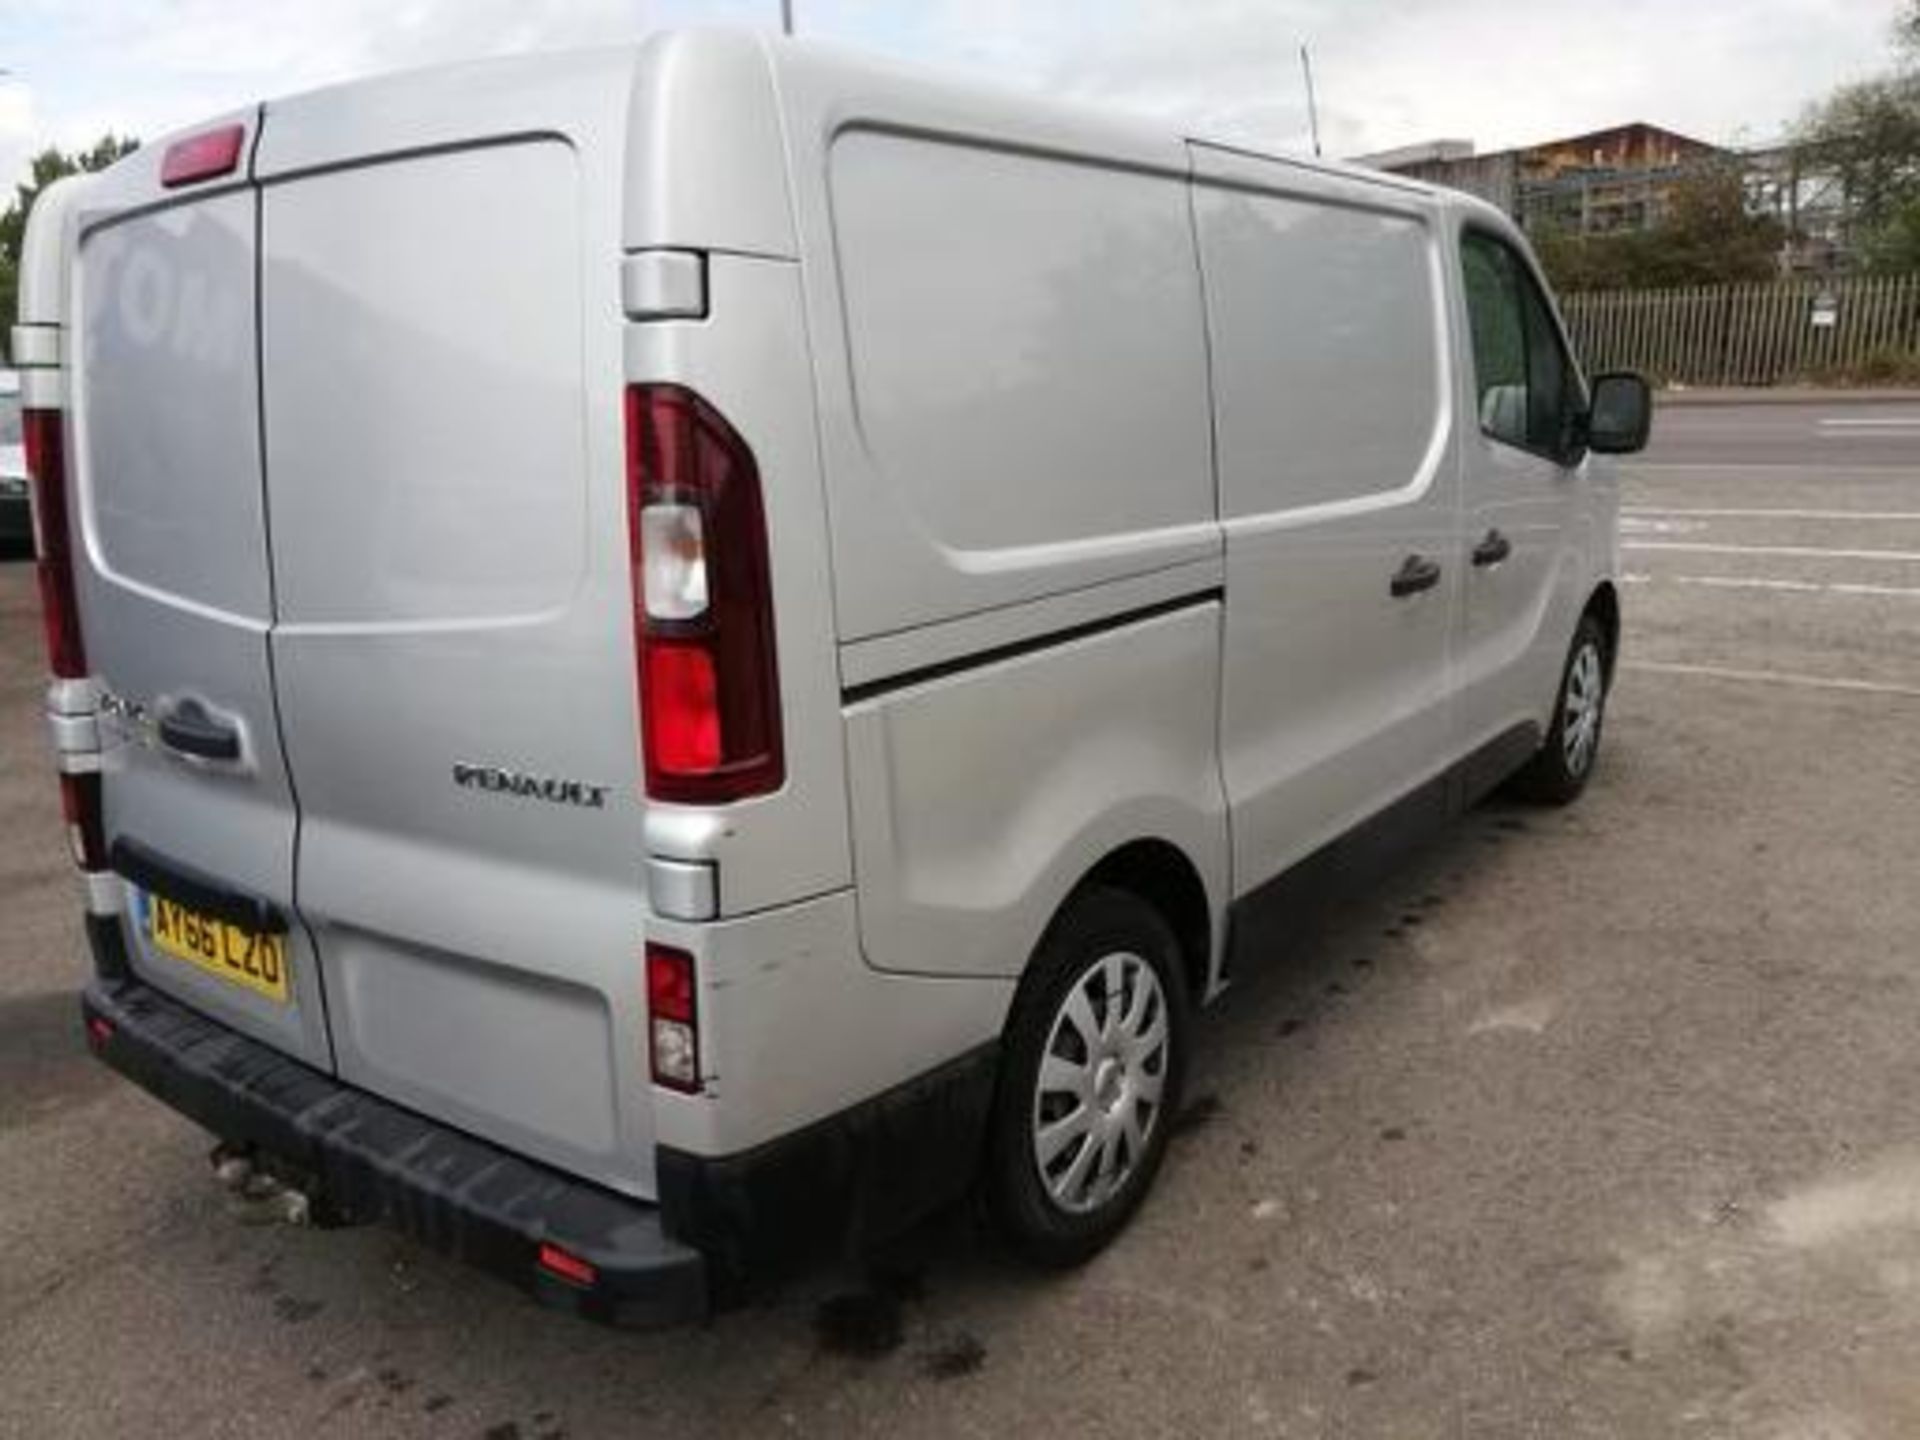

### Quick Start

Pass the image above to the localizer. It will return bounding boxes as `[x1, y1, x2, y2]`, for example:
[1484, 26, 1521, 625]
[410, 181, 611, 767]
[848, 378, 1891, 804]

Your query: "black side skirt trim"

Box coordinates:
[843, 588, 1223, 706]
[1224, 721, 1541, 978]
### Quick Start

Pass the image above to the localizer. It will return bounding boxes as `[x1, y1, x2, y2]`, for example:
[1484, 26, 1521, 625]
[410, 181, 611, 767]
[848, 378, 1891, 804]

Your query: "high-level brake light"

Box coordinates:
[160, 124, 245, 188]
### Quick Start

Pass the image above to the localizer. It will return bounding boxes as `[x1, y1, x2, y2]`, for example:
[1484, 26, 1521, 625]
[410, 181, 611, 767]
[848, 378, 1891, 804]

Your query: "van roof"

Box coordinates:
[110, 28, 1454, 209]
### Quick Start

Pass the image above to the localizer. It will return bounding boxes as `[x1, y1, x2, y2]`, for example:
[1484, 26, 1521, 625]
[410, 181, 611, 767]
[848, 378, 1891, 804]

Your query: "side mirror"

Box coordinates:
[1586, 371, 1652, 455]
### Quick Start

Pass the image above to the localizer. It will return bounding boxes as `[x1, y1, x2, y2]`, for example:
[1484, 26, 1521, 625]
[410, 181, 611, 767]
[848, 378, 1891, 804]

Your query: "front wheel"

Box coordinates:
[1509, 614, 1609, 805]
[985, 887, 1192, 1267]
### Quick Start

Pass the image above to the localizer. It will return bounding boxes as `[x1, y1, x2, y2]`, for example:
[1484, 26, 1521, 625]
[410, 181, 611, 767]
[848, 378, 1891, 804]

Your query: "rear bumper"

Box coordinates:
[81, 975, 710, 1327]
[79, 912, 1002, 1326]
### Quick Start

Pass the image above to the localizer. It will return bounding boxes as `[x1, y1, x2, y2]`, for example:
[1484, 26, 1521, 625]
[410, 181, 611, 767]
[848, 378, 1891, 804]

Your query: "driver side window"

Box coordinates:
[1461, 231, 1584, 459]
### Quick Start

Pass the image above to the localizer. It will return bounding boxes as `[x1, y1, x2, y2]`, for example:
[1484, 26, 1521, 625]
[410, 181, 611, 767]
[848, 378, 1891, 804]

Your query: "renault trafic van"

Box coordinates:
[18, 30, 1649, 1325]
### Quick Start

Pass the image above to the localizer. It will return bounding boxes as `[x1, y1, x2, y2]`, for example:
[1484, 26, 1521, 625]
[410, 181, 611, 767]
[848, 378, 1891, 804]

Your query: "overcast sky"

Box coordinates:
[0, 0, 1904, 191]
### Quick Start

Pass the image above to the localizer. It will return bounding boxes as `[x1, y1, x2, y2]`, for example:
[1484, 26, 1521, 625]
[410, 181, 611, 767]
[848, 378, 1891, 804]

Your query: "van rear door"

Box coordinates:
[252, 57, 658, 1196]
[71, 113, 335, 1071]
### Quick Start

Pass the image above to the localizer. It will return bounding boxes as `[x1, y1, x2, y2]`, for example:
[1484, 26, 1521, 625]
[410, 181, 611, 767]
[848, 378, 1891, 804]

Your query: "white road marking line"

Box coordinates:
[1623, 541, 1920, 562]
[1829, 580, 1920, 598]
[1619, 517, 1706, 535]
[1622, 462, 1920, 472]
[1623, 507, 1920, 521]
[1818, 416, 1920, 427]
[1619, 571, 1920, 598]
[1675, 575, 1824, 593]
[1624, 660, 1920, 699]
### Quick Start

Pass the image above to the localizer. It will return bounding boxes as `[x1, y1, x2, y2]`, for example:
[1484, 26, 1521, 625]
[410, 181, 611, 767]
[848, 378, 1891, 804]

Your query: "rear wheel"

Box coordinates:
[1509, 614, 1609, 804]
[986, 887, 1191, 1267]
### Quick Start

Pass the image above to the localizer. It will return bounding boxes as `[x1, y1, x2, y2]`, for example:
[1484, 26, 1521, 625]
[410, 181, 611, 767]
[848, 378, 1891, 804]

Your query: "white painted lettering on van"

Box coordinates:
[170, 267, 243, 368]
[111, 244, 242, 368]
[118, 248, 171, 347]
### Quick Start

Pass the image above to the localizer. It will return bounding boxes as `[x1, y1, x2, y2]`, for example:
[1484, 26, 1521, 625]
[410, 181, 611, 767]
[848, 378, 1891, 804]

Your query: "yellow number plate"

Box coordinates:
[142, 891, 290, 1004]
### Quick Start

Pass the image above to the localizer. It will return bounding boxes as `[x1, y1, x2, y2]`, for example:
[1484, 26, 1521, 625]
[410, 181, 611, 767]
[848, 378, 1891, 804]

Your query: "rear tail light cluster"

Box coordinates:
[25, 407, 105, 877]
[59, 772, 106, 872]
[23, 408, 86, 679]
[646, 943, 700, 1092]
[624, 384, 783, 805]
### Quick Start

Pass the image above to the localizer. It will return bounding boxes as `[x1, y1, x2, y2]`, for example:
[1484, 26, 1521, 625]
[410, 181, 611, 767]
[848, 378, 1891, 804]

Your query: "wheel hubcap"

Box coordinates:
[1031, 951, 1170, 1215]
[1562, 641, 1604, 777]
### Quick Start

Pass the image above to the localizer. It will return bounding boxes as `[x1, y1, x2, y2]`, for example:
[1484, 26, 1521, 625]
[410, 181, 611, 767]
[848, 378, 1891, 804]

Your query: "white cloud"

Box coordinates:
[0, 0, 1904, 190]
[0, 82, 34, 202]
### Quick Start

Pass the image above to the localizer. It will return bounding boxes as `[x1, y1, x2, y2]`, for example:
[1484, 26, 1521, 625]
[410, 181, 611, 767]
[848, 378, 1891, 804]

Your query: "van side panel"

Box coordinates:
[844, 603, 1229, 982]
[773, 55, 1220, 643]
[1192, 150, 1460, 894]
[757, 84, 1231, 985]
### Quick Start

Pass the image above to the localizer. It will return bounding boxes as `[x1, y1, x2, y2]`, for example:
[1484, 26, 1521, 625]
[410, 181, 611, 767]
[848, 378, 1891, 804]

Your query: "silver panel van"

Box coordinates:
[17, 30, 1649, 1324]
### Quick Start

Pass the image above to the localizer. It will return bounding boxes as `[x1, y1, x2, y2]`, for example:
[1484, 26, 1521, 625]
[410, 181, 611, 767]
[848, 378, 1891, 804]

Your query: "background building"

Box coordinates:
[1359, 122, 1724, 235]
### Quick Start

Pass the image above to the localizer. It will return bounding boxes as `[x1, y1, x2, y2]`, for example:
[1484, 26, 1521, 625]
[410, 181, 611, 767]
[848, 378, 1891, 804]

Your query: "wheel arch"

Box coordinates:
[1585, 580, 1621, 681]
[1065, 838, 1216, 1006]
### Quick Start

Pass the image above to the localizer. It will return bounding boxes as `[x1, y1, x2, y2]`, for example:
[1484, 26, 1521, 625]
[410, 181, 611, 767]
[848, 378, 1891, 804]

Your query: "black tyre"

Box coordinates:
[1508, 614, 1609, 805]
[985, 886, 1192, 1267]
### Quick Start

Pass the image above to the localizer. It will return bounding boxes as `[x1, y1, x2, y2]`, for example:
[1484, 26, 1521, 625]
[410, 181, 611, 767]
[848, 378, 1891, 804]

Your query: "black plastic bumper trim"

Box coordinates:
[82, 977, 709, 1327]
[657, 1040, 1000, 1299]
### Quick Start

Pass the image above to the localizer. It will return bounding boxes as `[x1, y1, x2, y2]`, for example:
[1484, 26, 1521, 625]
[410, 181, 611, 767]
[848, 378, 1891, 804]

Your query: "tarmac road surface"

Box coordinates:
[2, 394, 1918, 1438]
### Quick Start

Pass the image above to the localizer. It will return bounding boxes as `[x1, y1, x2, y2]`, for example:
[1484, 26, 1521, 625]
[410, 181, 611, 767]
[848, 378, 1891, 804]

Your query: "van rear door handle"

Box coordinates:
[1472, 528, 1513, 567]
[157, 699, 241, 762]
[1389, 554, 1442, 598]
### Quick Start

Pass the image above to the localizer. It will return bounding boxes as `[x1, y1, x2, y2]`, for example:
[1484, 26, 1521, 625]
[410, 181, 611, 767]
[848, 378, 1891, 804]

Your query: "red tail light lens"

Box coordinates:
[58, 772, 106, 872]
[625, 385, 783, 805]
[160, 124, 245, 188]
[23, 409, 87, 679]
[536, 1242, 597, 1289]
[645, 943, 700, 1093]
[643, 643, 721, 774]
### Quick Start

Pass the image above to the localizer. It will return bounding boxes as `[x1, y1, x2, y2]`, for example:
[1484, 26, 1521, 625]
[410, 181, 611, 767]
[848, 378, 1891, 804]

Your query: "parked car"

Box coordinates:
[17, 30, 1650, 1326]
[0, 370, 30, 551]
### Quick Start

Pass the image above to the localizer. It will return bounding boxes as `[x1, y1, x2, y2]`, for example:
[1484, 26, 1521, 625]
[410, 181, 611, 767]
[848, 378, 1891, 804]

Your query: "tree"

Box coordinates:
[1531, 164, 1785, 292]
[1795, 74, 1920, 267]
[0, 135, 139, 347]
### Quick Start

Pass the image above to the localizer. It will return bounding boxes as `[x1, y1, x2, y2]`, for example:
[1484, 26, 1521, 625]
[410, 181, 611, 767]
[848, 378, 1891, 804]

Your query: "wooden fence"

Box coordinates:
[1559, 274, 1920, 387]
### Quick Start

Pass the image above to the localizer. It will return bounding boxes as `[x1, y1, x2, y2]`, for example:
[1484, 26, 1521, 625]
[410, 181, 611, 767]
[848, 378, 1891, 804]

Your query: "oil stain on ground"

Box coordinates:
[1172, 1092, 1223, 1137]
[814, 1290, 906, 1358]
[920, 1332, 987, 1379]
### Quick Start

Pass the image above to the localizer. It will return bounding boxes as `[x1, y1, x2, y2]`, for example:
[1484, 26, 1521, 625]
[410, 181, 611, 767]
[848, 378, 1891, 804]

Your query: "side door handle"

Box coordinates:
[1472, 528, 1513, 568]
[157, 698, 242, 762]
[1389, 554, 1443, 598]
